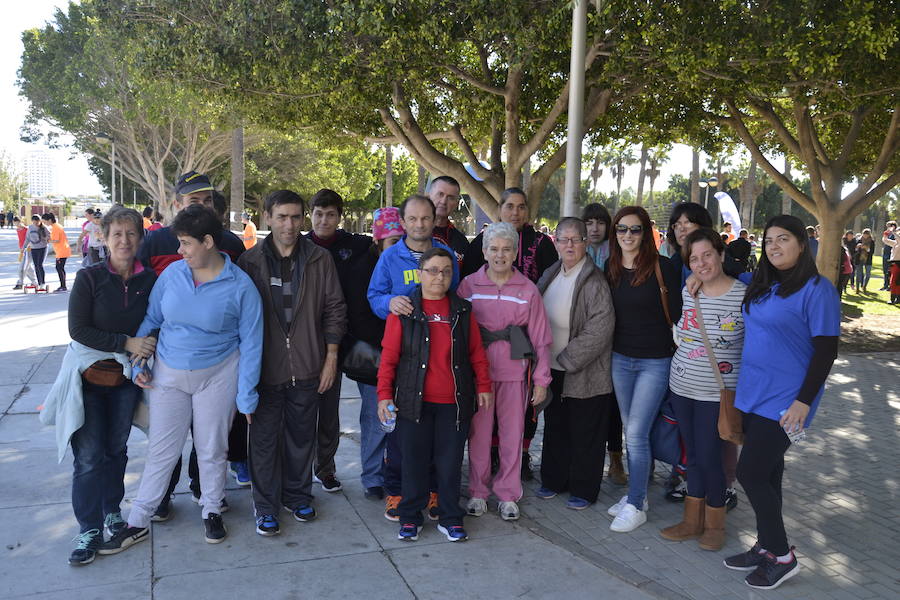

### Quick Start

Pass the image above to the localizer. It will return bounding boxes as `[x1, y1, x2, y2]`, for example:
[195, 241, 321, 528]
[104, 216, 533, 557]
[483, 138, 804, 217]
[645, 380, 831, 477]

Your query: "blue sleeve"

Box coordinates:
[738, 272, 753, 286]
[367, 253, 394, 319]
[235, 280, 264, 414]
[804, 278, 841, 338]
[136, 269, 167, 338]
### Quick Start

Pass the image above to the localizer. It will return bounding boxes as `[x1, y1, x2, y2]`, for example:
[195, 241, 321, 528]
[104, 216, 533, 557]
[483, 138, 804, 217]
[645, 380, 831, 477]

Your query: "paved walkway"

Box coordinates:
[0, 225, 897, 599]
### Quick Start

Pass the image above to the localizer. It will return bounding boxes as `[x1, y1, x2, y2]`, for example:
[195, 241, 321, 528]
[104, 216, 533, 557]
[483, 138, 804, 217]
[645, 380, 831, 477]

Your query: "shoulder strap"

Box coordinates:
[654, 261, 673, 327]
[694, 299, 726, 391]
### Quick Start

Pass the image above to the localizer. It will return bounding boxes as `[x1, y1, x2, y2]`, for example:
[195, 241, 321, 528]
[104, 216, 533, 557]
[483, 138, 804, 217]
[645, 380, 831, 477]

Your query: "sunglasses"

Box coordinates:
[421, 267, 453, 278]
[615, 224, 643, 234]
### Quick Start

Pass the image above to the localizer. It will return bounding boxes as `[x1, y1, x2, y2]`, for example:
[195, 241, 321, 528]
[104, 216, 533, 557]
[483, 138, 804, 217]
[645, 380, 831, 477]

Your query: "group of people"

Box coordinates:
[0, 209, 16, 228]
[11, 212, 71, 292]
[39, 170, 841, 592]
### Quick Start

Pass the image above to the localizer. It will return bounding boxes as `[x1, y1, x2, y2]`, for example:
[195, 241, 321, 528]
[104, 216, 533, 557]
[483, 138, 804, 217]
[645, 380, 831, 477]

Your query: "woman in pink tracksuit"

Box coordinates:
[457, 222, 552, 521]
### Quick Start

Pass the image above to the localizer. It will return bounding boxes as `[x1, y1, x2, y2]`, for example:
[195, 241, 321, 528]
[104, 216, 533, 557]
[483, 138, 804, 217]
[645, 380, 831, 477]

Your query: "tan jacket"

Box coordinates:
[537, 259, 615, 398]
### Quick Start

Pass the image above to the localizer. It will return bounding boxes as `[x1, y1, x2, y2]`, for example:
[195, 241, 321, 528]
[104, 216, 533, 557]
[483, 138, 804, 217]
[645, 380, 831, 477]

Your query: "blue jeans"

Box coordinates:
[71, 379, 141, 533]
[669, 391, 725, 507]
[358, 382, 387, 489]
[853, 264, 872, 288]
[611, 352, 671, 508]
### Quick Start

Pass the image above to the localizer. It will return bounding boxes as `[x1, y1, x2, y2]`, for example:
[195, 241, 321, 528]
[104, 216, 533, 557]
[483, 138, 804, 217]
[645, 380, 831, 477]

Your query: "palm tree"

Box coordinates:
[646, 144, 671, 206]
[599, 142, 636, 211]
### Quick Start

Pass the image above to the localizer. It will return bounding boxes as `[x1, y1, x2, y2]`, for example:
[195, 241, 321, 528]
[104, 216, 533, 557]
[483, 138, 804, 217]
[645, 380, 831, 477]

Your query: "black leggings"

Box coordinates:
[30, 248, 46, 285]
[736, 411, 792, 555]
[55, 257, 67, 289]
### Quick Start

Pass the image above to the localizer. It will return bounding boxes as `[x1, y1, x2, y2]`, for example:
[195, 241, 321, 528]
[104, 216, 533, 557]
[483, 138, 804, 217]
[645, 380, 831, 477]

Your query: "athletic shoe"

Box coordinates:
[610, 503, 647, 532]
[745, 550, 800, 590]
[229, 461, 251, 486]
[104, 512, 126, 537]
[499, 501, 520, 521]
[724, 542, 767, 571]
[318, 474, 343, 492]
[664, 474, 687, 502]
[98, 526, 149, 555]
[364, 486, 384, 500]
[68, 529, 101, 566]
[466, 497, 487, 517]
[12, 284, 22, 290]
[566, 496, 590, 510]
[426, 492, 440, 521]
[151, 498, 171, 522]
[437, 524, 468, 542]
[292, 505, 317, 522]
[398, 523, 422, 541]
[535, 487, 558, 499]
[724, 487, 738, 512]
[607, 495, 649, 516]
[384, 495, 401, 521]
[203, 513, 227, 544]
[53, 287, 68, 293]
[255, 514, 280, 537]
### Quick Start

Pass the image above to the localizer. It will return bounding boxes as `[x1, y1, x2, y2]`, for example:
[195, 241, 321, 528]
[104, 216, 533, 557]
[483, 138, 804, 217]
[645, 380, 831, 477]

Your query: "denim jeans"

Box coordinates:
[358, 382, 387, 489]
[71, 379, 141, 533]
[853, 263, 872, 288]
[611, 352, 672, 508]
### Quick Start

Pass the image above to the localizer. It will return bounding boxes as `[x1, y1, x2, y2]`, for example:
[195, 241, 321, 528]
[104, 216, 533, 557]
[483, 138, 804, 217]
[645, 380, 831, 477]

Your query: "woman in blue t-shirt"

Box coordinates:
[724, 215, 840, 590]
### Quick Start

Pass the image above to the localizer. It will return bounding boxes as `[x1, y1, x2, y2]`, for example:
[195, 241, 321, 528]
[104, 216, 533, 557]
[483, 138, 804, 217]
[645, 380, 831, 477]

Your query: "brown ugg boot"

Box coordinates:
[698, 504, 726, 551]
[608, 451, 628, 486]
[660, 496, 704, 541]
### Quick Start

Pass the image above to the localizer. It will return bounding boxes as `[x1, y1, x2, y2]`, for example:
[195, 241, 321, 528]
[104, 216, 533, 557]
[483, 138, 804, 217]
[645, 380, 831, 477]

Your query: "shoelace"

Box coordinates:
[104, 512, 125, 529]
[72, 529, 101, 550]
[258, 515, 277, 525]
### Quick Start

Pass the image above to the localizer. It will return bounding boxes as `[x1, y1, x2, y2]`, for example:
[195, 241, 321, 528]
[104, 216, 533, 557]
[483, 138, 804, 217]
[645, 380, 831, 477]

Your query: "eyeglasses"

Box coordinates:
[615, 225, 643, 235]
[421, 267, 453, 278]
[556, 236, 586, 246]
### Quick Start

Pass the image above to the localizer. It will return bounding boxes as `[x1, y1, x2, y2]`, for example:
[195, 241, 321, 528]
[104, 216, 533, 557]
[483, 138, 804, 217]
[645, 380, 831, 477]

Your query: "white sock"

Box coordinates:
[776, 550, 794, 563]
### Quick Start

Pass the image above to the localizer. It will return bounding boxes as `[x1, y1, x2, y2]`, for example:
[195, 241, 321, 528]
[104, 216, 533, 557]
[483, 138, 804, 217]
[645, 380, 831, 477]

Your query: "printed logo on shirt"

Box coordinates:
[717, 312, 739, 331]
[338, 248, 352, 261]
[403, 269, 421, 285]
[718, 361, 734, 374]
[681, 308, 699, 330]
[427, 313, 451, 324]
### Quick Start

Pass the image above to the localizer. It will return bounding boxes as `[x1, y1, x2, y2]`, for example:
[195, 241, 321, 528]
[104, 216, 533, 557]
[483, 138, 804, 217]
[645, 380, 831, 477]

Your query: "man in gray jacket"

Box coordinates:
[237, 190, 347, 537]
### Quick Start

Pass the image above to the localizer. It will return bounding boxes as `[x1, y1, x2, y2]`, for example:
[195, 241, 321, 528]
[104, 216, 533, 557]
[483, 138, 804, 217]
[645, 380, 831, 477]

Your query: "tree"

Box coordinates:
[630, 0, 900, 283]
[0, 150, 27, 212]
[645, 144, 671, 206]
[19, 1, 237, 215]
[598, 142, 637, 211]
[104, 1, 658, 221]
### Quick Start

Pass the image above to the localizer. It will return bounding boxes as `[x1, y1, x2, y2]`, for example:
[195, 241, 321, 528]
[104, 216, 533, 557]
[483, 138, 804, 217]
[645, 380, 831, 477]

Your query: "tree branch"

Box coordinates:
[440, 64, 505, 96]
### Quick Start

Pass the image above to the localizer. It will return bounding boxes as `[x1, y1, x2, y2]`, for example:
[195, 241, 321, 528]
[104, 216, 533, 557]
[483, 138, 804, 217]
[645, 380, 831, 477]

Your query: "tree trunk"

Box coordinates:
[690, 149, 701, 203]
[816, 204, 843, 285]
[739, 159, 758, 229]
[385, 145, 394, 207]
[230, 126, 244, 231]
[781, 156, 792, 215]
[635, 144, 648, 205]
[417, 164, 427, 195]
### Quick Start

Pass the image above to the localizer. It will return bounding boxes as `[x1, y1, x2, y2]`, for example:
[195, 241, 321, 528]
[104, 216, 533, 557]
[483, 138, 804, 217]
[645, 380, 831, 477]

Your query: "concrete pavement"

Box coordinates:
[0, 224, 897, 599]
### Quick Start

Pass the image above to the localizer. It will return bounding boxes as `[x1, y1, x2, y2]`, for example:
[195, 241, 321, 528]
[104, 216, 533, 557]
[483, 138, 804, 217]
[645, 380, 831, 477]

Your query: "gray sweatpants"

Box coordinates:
[128, 351, 239, 528]
[16, 250, 36, 285]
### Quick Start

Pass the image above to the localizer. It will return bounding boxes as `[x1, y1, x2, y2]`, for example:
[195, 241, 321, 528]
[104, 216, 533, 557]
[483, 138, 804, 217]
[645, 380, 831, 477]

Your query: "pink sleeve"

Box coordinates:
[527, 288, 553, 387]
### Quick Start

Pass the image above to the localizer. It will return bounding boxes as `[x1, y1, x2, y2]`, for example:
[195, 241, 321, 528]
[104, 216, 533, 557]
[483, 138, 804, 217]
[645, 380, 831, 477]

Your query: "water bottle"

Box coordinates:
[381, 404, 396, 433]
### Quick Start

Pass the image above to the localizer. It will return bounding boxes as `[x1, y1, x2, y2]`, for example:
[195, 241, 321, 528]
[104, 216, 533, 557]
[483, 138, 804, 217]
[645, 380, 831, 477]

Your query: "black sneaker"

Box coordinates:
[255, 514, 280, 537]
[12, 284, 22, 290]
[68, 529, 101, 566]
[318, 474, 343, 492]
[151, 498, 172, 522]
[521, 451, 534, 481]
[724, 542, 767, 571]
[203, 513, 227, 544]
[192, 492, 229, 513]
[664, 473, 687, 502]
[724, 487, 738, 512]
[98, 526, 149, 555]
[745, 550, 800, 590]
[104, 512, 127, 536]
[364, 486, 384, 500]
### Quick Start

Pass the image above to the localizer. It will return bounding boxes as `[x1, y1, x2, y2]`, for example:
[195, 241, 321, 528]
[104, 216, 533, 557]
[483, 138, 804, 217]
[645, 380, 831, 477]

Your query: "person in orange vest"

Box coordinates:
[43, 212, 72, 292]
[721, 222, 737, 244]
[142, 207, 153, 230]
[241, 212, 258, 249]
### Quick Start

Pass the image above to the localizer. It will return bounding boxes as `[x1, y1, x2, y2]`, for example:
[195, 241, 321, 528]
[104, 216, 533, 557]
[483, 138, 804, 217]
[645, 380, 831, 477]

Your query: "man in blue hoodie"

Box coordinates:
[367, 194, 460, 521]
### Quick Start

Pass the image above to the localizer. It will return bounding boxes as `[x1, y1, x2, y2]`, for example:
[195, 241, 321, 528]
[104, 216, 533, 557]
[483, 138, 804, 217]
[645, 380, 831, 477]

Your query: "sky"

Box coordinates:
[0, 0, 102, 197]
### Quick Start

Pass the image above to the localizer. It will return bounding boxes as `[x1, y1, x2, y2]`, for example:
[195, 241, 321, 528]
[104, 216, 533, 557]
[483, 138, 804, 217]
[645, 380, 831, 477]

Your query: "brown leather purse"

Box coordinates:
[694, 299, 744, 444]
[82, 359, 127, 387]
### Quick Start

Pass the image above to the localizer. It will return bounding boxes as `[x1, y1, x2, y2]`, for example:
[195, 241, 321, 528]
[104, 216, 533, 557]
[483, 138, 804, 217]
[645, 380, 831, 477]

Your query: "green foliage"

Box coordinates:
[0, 150, 27, 211]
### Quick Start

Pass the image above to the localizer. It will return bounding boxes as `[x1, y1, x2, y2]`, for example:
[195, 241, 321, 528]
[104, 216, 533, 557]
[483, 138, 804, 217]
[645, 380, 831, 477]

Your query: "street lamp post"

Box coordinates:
[698, 176, 718, 209]
[95, 133, 116, 204]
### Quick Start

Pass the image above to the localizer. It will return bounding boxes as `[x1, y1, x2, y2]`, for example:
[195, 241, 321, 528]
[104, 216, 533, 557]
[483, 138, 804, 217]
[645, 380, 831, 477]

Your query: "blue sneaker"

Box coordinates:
[566, 496, 590, 510]
[437, 524, 468, 542]
[398, 523, 422, 541]
[255, 514, 280, 536]
[230, 461, 251, 486]
[292, 505, 317, 522]
[535, 486, 558, 499]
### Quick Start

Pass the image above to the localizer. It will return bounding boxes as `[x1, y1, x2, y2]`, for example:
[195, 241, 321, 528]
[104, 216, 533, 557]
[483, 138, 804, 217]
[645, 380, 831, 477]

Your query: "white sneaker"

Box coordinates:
[610, 503, 647, 532]
[607, 495, 649, 516]
[499, 501, 519, 521]
[466, 497, 487, 517]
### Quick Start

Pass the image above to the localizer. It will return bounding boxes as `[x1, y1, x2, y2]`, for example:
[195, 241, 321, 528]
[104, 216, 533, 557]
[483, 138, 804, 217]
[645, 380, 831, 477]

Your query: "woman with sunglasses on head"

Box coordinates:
[721, 215, 839, 590]
[606, 206, 681, 532]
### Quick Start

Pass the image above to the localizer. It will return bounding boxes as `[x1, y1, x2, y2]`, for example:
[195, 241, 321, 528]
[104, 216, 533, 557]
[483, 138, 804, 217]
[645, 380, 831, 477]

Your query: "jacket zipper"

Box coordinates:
[451, 311, 460, 431]
[286, 336, 295, 387]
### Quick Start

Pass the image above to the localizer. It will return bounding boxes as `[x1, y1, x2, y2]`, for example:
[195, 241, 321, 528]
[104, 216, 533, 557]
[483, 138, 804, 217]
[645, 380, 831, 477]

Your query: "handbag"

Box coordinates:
[694, 299, 744, 444]
[82, 359, 126, 387]
[650, 395, 683, 466]
[339, 336, 381, 386]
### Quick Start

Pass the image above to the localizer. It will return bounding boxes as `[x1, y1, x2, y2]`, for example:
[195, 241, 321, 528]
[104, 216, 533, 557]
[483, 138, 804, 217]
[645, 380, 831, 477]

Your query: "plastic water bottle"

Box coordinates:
[381, 404, 396, 433]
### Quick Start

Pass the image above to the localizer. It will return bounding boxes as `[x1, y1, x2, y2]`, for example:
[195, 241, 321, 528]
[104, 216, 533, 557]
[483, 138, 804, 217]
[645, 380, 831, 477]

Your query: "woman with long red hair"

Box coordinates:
[605, 206, 682, 533]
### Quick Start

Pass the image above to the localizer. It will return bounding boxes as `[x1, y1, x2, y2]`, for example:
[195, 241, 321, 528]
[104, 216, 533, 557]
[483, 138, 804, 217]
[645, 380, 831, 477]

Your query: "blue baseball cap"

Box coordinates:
[175, 171, 215, 195]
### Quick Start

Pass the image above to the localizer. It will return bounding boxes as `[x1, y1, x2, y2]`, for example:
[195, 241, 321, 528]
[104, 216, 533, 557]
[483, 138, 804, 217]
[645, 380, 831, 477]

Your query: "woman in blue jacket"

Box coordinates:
[724, 215, 839, 590]
[100, 204, 263, 553]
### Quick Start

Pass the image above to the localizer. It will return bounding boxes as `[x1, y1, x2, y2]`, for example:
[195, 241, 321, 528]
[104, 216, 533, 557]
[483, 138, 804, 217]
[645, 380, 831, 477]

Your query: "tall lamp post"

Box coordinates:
[95, 133, 116, 204]
[698, 176, 718, 209]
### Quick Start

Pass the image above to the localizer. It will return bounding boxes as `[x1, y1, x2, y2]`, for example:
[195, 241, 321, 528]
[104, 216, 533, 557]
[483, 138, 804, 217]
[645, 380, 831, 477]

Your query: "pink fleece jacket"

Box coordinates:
[457, 265, 552, 387]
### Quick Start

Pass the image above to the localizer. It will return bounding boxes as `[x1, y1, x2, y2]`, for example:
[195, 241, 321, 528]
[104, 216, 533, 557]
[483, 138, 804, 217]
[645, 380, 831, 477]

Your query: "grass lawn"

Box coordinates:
[839, 258, 897, 318]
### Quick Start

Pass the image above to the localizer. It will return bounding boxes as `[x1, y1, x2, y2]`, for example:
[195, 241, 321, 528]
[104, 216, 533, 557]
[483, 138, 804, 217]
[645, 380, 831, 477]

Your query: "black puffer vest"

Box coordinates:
[394, 288, 477, 426]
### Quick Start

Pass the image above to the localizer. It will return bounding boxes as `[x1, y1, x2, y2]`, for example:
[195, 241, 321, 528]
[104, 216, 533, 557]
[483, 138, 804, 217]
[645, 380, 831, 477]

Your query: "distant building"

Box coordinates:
[23, 150, 54, 197]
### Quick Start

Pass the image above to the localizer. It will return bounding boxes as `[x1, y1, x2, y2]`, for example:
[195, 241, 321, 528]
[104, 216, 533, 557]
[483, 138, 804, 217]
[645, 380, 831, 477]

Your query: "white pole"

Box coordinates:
[111, 142, 116, 205]
[563, 0, 588, 218]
